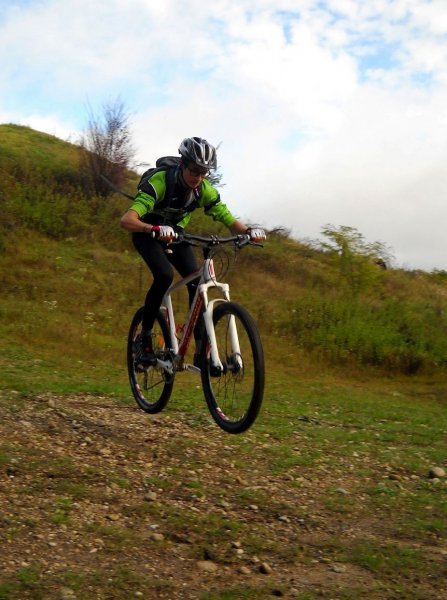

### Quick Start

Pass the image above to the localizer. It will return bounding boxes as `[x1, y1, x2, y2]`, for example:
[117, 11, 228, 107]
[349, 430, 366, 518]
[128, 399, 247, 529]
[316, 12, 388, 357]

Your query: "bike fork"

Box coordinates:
[203, 300, 241, 372]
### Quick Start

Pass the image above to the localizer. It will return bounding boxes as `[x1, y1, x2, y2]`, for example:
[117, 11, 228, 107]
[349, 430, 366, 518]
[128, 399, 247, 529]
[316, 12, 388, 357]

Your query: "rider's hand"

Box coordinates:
[151, 225, 177, 242]
[247, 227, 266, 242]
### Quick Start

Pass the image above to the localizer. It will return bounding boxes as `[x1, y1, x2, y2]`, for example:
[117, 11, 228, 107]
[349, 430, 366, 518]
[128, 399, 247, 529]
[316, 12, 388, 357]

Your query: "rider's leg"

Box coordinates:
[132, 233, 175, 332]
[168, 240, 199, 303]
[168, 242, 203, 359]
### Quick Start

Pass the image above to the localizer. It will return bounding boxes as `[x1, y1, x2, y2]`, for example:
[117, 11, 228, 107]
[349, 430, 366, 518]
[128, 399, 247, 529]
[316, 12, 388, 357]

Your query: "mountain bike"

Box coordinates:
[127, 232, 264, 433]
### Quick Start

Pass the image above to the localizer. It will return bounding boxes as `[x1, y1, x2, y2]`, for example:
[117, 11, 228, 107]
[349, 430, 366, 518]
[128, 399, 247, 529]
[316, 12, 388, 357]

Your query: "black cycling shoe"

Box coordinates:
[137, 330, 156, 365]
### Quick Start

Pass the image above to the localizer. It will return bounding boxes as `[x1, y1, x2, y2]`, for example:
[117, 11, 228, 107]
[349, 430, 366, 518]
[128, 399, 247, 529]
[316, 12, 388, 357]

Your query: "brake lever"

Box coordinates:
[235, 235, 251, 249]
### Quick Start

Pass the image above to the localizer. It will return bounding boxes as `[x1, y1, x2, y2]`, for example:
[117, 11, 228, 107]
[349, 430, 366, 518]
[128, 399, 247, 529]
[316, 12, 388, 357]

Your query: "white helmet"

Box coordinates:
[178, 137, 216, 169]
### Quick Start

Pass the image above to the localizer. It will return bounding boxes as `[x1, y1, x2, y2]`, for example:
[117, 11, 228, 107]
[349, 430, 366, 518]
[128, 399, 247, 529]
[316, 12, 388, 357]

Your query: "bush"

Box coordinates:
[282, 292, 447, 374]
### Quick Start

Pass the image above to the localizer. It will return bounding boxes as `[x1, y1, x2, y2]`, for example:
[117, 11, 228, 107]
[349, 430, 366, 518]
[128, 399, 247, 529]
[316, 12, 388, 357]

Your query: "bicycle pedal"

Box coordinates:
[136, 356, 157, 367]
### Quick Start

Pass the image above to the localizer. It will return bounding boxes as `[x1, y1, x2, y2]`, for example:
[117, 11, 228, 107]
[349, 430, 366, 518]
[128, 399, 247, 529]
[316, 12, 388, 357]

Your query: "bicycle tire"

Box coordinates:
[200, 301, 264, 433]
[127, 307, 174, 413]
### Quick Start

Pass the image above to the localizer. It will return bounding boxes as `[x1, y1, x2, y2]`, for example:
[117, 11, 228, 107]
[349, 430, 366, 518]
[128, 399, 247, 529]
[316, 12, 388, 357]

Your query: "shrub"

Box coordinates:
[283, 292, 447, 374]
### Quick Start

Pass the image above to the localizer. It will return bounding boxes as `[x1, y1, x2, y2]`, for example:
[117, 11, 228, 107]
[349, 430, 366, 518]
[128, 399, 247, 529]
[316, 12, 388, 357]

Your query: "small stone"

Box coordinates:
[259, 562, 273, 574]
[278, 515, 290, 523]
[238, 566, 251, 575]
[106, 514, 120, 521]
[429, 467, 446, 479]
[331, 563, 347, 573]
[60, 588, 76, 600]
[197, 560, 218, 573]
[144, 492, 158, 502]
[335, 487, 349, 495]
[150, 533, 164, 542]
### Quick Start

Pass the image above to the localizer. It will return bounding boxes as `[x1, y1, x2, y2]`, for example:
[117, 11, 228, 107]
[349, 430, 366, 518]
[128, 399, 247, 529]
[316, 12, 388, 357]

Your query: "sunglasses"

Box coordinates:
[186, 164, 209, 177]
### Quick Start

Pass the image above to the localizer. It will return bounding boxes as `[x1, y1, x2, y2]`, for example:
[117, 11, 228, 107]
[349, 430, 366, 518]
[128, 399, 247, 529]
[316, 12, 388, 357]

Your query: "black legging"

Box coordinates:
[132, 232, 200, 332]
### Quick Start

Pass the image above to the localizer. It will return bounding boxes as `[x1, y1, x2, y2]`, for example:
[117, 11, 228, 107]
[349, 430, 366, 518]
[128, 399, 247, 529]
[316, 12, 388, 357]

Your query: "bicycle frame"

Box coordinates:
[127, 231, 265, 433]
[159, 253, 239, 374]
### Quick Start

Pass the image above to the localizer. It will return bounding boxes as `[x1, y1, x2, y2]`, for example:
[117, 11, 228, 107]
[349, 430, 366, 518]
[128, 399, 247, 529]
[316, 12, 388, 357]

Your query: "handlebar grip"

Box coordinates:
[150, 225, 178, 241]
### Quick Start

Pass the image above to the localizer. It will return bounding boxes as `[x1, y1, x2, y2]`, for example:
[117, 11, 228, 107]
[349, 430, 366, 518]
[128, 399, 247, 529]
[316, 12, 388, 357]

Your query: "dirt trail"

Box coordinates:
[0, 392, 445, 599]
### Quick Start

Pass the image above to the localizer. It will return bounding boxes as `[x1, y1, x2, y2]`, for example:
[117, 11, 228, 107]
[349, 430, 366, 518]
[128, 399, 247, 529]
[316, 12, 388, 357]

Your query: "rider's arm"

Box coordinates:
[120, 171, 167, 232]
[120, 209, 153, 233]
[120, 211, 175, 240]
[197, 181, 260, 235]
[230, 219, 250, 234]
[196, 180, 238, 227]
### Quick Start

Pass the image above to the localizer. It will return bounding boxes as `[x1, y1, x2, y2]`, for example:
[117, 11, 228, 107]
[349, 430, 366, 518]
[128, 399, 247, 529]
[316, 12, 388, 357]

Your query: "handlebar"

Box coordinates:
[176, 232, 260, 249]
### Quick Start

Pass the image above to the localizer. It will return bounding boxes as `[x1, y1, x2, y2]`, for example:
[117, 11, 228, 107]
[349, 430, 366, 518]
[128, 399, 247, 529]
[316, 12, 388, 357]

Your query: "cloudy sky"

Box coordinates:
[1, 0, 447, 270]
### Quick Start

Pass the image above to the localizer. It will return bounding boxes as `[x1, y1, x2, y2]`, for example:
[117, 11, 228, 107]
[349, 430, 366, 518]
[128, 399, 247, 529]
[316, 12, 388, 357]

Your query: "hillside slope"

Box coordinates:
[1, 125, 447, 599]
[1, 123, 447, 382]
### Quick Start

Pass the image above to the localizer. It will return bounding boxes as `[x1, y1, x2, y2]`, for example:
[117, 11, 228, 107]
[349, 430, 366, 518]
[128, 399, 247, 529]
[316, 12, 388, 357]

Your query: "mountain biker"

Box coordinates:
[120, 136, 266, 364]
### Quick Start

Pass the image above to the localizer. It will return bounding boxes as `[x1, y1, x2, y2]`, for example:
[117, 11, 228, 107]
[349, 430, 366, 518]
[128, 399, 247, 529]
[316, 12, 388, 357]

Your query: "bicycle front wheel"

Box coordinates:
[201, 302, 264, 433]
[127, 307, 174, 413]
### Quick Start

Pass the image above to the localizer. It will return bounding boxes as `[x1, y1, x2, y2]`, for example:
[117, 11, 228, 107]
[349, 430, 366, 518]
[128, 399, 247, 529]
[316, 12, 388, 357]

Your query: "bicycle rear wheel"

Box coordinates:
[127, 307, 174, 413]
[200, 301, 264, 433]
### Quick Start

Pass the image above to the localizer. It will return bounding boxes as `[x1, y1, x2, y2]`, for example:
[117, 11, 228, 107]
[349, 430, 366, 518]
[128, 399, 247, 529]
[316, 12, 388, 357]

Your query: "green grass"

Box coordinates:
[50, 497, 74, 526]
[1, 377, 447, 598]
[200, 587, 287, 600]
[346, 541, 424, 574]
[0, 566, 175, 600]
[2, 123, 447, 599]
[0, 124, 80, 179]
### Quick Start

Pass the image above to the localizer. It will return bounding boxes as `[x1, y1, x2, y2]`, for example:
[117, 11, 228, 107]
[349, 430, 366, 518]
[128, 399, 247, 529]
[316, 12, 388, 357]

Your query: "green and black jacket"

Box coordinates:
[129, 167, 236, 229]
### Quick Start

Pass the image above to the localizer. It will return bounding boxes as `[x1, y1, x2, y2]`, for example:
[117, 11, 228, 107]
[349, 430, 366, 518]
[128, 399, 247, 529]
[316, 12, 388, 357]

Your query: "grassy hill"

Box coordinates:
[1, 123, 447, 390]
[0, 124, 447, 599]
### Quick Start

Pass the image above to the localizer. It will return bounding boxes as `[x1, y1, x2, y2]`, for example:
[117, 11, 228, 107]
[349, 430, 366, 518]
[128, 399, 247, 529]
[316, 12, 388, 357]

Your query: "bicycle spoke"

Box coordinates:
[201, 302, 264, 433]
[127, 308, 174, 413]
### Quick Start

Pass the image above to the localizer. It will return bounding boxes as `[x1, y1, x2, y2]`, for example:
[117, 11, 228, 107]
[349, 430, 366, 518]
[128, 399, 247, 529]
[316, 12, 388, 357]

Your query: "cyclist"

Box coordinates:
[120, 136, 266, 364]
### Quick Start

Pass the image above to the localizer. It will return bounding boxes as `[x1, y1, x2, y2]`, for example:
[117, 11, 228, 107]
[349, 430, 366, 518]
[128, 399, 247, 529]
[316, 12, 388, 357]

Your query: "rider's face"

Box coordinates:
[182, 163, 209, 188]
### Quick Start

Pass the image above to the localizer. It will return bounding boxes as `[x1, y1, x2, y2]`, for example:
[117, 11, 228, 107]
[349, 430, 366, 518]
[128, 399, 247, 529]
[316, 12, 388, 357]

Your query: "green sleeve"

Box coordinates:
[129, 171, 167, 218]
[129, 192, 155, 217]
[197, 179, 236, 227]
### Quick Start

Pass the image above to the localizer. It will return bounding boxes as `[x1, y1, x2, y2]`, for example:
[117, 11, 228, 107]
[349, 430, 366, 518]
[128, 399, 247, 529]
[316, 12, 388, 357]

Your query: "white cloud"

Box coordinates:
[19, 114, 77, 142]
[1, 0, 447, 270]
